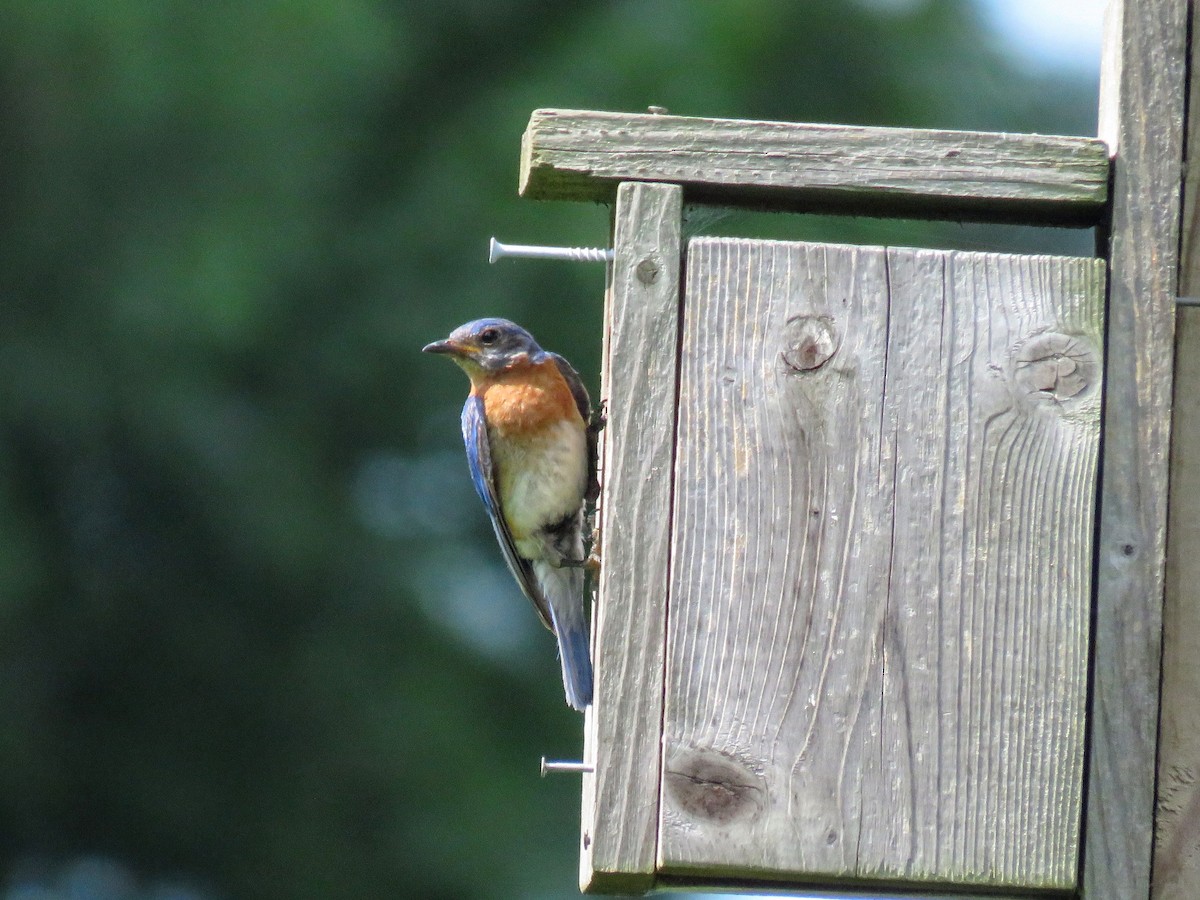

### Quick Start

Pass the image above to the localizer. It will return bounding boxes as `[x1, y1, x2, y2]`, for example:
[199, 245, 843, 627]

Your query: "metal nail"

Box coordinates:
[489, 237, 613, 264]
[540, 757, 594, 777]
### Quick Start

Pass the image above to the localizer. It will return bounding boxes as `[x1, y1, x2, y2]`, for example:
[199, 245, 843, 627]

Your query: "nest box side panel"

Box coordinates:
[658, 237, 1102, 893]
[580, 182, 683, 894]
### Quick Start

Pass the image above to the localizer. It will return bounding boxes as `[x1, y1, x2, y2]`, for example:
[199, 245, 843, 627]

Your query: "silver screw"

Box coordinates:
[540, 757, 594, 777]
[489, 237, 613, 264]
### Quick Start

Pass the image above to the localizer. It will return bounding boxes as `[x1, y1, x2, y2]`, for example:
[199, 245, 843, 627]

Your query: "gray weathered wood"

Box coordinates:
[660, 238, 893, 886]
[520, 109, 1110, 226]
[651, 878, 1049, 900]
[1088, 1, 1188, 898]
[659, 237, 1102, 892]
[865, 249, 1101, 890]
[579, 182, 682, 894]
[1155, 2, 1200, 895]
[1159, 319, 1200, 900]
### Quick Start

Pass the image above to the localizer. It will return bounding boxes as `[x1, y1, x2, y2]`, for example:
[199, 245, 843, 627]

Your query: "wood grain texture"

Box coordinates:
[865, 250, 1102, 891]
[520, 109, 1110, 226]
[1159, 309, 1200, 900]
[653, 876, 1042, 900]
[1155, 2, 1200, 895]
[659, 238, 1103, 893]
[1089, 1, 1188, 898]
[579, 182, 682, 894]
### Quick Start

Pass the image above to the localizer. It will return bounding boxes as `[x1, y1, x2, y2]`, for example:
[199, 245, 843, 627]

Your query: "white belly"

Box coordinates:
[491, 418, 587, 551]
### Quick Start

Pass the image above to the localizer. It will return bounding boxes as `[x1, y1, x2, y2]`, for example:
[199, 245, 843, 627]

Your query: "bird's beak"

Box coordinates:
[422, 338, 466, 356]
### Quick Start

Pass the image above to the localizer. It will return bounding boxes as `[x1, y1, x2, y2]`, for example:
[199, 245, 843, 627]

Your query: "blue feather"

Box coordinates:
[461, 396, 494, 509]
[541, 562, 593, 711]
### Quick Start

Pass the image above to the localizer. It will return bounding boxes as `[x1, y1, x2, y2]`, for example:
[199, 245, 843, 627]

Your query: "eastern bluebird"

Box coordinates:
[423, 318, 598, 710]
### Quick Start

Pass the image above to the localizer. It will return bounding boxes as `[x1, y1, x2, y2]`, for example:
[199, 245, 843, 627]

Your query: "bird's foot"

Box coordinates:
[554, 555, 591, 570]
[584, 548, 601, 575]
[588, 401, 607, 436]
[551, 546, 600, 573]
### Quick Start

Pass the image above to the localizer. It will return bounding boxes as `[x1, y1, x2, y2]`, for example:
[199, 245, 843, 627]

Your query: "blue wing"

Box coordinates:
[461, 395, 552, 630]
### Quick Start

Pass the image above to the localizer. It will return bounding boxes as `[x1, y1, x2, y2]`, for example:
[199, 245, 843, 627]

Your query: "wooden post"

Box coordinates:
[1156, 2, 1200, 898]
[1089, 0, 1188, 897]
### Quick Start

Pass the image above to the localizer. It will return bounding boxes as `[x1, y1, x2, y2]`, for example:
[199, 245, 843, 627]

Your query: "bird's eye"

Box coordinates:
[479, 328, 500, 345]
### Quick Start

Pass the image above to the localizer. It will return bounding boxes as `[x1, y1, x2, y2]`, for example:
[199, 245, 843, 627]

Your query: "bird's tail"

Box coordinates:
[535, 560, 593, 711]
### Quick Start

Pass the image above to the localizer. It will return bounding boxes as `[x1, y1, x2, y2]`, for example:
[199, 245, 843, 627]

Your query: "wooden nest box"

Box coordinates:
[515, 7, 1188, 897]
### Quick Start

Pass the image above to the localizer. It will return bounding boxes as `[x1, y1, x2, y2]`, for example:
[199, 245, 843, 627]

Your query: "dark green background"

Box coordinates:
[0, 2, 1096, 897]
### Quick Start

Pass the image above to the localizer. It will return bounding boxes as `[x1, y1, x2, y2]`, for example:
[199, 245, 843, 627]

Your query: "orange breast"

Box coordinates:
[473, 359, 583, 438]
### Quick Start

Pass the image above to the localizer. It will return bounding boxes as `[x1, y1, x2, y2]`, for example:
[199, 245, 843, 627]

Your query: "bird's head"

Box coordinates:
[422, 318, 545, 377]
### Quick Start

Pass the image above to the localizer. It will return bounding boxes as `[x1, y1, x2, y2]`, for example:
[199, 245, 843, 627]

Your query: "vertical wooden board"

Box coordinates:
[659, 238, 1101, 892]
[1093, 1, 1187, 898]
[858, 248, 952, 884]
[1155, 3, 1200, 897]
[1159, 309, 1200, 900]
[580, 182, 682, 894]
[659, 238, 894, 881]
[860, 251, 1102, 890]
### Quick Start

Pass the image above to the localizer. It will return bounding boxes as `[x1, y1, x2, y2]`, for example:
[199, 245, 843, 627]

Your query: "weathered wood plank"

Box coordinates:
[863, 249, 1101, 890]
[652, 876, 1047, 900]
[660, 238, 894, 884]
[659, 237, 1101, 892]
[1155, 2, 1200, 895]
[1088, 0, 1188, 898]
[520, 109, 1110, 226]
[579, 182, 682, 894]
[1159, 317, 1200, 900]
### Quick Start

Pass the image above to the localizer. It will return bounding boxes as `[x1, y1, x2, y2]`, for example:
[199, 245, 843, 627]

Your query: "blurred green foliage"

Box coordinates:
[0, 1, 1095, 897]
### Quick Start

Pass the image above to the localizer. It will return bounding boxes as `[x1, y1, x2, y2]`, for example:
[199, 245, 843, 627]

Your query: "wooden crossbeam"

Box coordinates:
[520, 108, 1110, 226]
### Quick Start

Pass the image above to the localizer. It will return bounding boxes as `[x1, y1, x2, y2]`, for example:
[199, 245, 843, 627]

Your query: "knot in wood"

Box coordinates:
[635, 256, 661, 285]
[1013, 331, 1097, 403]
[664, 745, 764, 825]
[781, 315, 837, 373]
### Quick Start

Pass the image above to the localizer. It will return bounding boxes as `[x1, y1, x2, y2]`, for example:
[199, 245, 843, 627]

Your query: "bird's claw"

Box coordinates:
[583, 530, 601, 574]
[588, 401, 607, 436]
[553, 545, 600, 574]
